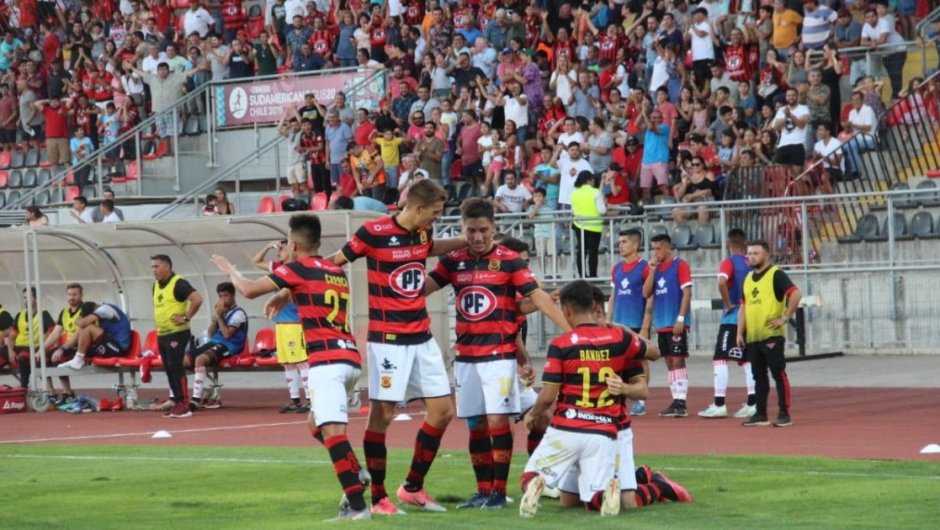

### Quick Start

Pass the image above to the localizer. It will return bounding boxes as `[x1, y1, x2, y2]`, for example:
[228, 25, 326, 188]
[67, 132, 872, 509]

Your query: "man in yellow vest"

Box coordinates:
[151, 254, 203, 419]
[5, 287, 55, 389]
[736, 240, 802, 428]
[43, 283, 85, 405]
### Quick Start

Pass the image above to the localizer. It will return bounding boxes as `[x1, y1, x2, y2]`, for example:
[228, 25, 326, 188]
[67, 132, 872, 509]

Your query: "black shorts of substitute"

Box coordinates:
[774, 143, 806, 166]
[657, 330, 689, 357]
[713, 324, 746, 362]
[91, 330, 127, 358]
[189, 342, 232, 365]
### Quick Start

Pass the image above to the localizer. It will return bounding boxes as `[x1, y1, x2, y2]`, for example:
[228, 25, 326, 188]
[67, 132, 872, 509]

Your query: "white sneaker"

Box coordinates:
[697, 404, 728, 418]
[600, 478, 621, 517]
[541, 486, 561, 499]
[733, 404, 757, 418]
[63, 355, 85, 370]
[519, 475, 544, 518]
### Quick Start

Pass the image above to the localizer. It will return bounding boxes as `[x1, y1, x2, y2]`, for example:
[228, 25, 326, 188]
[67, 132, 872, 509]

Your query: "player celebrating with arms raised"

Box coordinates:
[332, 179, 467, 515]
[518, 280, 657, 519]
[425, 198, 571, 510]
[212, 214, 369, 521]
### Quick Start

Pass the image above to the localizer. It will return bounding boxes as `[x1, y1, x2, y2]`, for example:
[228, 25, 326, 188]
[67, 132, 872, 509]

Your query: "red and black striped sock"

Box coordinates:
[635, 483, 663, 506]
[404, 422, 446, 492]
[468, 426, 493, 494]
[527, 426, 545, 456]
[325, 435, 367, 511]
[363, 429, 387, 503]
[490, 425, 513, 495]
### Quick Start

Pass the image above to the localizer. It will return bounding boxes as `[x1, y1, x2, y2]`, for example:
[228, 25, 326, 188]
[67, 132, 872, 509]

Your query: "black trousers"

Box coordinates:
[158, 330, 192, 404]
[574, 226, 602, 278]
[746, 337, 790, 416]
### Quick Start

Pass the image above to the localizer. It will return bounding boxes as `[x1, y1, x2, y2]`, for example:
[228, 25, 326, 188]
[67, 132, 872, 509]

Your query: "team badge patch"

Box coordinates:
[488, 259, 500, 271]
[380, 375, 392, 389]
[419, 231, 428, 245]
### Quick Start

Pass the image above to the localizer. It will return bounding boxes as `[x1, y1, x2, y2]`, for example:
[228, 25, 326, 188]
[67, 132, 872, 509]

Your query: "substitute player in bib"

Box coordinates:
[253, 240, 310, 414]
[42, 283, 85, 403]
[518, 280, 654, 519]
[187, 282, 249, 411]
[642, 234, 693, 417]
[610, 229, 653, 417]
[60, 301, 133, 370]
[333, 179, 467, 515]
[426, 199, 571, 510]
[150, 255, 204, 419]
[5, 287, 55, 389]
[737, 240, 801, 428]
[699, 228, 757, 419]
[584, 287, 691, 510]
[212, 214, 370, 522]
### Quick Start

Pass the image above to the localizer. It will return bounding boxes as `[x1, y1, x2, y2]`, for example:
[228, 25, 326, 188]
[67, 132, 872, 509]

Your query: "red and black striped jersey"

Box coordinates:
[267, 256, 361, 368]
[618, 356, 646, 431]
[308, 29, 334, 57]
[341, 215, 433, 344]
[543, 324, 647, 439]
[428, 245, 539, 362]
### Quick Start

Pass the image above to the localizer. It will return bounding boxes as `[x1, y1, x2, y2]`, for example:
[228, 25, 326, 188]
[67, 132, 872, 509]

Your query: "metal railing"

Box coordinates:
[151, 134, 290, 219]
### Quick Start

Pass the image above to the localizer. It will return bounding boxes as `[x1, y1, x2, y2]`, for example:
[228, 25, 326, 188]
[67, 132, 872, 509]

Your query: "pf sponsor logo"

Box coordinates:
[457, 286, 497, 321]
[389, 263, 425, 297]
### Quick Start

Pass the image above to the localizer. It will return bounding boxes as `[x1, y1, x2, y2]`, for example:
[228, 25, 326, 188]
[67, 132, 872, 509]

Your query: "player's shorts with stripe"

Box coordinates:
[558, 426, 636, 493]
[275, 323, 307, 365]
[713, 324, 745, 362]
[190, 342, 231, 364]
[455, 358, 520, 418]
[308, 363, 361, 427]
[367, 338, 450, 402]
[657, 330, 689, 357]
[524, 427, 617, 502]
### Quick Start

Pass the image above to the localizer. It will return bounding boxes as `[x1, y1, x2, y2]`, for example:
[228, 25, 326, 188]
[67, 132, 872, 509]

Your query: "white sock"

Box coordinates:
[667, 370, 678, 400]
[713, 361, 729, 401]
[742, 362, 756, 396]
[675, 368, 689, 401]
[193, 367, 206, 400]
[285, 365, 300, 400]
[298, 362, 310, 400]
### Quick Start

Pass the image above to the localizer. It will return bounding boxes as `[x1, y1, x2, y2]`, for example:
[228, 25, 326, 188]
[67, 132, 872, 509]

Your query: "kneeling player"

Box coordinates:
[213, 214, 369, 521]
[518, 280, 655, 518]
[187, 282, 249, 410]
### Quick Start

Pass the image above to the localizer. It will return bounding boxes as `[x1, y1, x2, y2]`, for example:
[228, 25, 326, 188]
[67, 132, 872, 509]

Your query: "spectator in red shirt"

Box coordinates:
[602, 162, 631, 207]
[612, 135, 644, 203]
[354, 107, 376, 148]
[32, 98, 72, 168]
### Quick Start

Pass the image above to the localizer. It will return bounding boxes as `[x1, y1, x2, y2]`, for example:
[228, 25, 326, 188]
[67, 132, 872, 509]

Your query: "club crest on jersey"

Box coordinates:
[457, 286, 497, 321]
[419, 231, 428, 245]
[389, 263, 425, 297]
[380, 375, 392, 388]
[488, 259, 500, 271]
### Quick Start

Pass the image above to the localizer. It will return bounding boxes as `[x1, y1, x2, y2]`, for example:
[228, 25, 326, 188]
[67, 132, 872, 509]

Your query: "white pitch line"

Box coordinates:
[0, 419, 307, 444]
[661, 465, 940, 481]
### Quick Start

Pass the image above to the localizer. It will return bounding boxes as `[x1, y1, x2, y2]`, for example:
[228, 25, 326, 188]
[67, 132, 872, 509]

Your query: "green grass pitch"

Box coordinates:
[5, 444, 938, 529]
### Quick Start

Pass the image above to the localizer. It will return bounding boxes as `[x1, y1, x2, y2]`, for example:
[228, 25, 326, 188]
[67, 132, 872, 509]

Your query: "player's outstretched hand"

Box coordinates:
[518, 363, 536, 386]
[263, 291, 290, 319]
[525, 410, 550, 431]
[211, 254, 235, 275]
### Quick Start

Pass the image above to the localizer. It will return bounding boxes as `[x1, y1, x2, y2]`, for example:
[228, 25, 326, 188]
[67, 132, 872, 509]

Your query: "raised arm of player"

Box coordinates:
[528, 289, 572, 333]
[606, 373, 649, 400]
[429, 235, 469, 257]
[211, 255, 278, 299]
[252, 241, 281, 271]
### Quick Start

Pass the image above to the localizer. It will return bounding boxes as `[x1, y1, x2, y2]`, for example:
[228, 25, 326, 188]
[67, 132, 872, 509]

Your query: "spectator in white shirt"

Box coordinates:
[99, 199, 122, 223]
[555, 117, 585, 163]
[841, 91, 878, 179]
[494, 171, 532, 213]
[860, 7, 907, 99]
[555, 142, 594, 207]
[183, 1, 215, 39]
[772, 88, 810, 172]
[808, 121, 838, 195]
[686, 7, 716, 86]
[70, 196, 95, 224]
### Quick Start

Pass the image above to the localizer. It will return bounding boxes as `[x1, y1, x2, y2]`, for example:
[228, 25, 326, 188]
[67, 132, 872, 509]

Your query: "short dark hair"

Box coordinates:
[460, 198, 494, 221]
[151, 254, 173, 267]
[747, 239, 770, 252]
[66, 283, 83, 292]
[333, 196, 354, 210]
[532, 187, 546, 197]
[559, 280, 595, 313]
[619, 228, 642, 243]
[216, 281, 235, 296]
[80, 301, 98, 315]
[157, 61, 169, 69]
[101, 199, 115, 211]
[74, 195, 88, 206]
[499, 236, 529, 254]
[728, 228, 746, 245]
[406, 179, 447, 207]
[651, 233, 672, 245]
[288, 214, 322, 250]
[591, 286, 608, 307]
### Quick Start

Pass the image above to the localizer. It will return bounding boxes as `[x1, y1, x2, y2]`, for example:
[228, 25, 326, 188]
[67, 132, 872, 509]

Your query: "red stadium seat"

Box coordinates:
[0, 170, 7, 189]
[310, 192, 328, 210]
[0, 150, 9, 169]
[257, 195, 275, 214]
[125, 161, 139, 181]
[255, 355, 279, 366]
[65, 186, 81, 202]
[251, 328, 276, 355]
[92, 330, 142, 367]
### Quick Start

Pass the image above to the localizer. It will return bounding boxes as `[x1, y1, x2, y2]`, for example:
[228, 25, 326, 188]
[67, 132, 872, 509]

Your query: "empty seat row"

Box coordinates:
[0, 148, 51, 170]
[0, 169, 54, 189]
[876, 180, 940, 209]
[839, 211, 940, 243]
